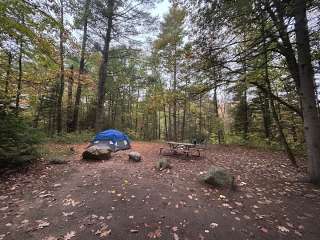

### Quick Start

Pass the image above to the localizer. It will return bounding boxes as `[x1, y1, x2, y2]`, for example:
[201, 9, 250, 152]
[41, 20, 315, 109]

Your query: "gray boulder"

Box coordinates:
[202, 166, 232, 187]
[128, 151, 141, 162]
[82, 145, 112, 161]
[156, 158, 171, 170]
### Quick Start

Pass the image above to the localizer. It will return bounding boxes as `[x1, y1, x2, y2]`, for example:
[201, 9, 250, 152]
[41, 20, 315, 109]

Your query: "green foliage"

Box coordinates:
[210, 118, 225, 144]
[45, 130, 94, 144]
[0, 0, 58, 57]
[154, 4, 186, 73]
[37, 143, 74, 161]
[126, 129, 142, 141]
[0, 112, 41, 168]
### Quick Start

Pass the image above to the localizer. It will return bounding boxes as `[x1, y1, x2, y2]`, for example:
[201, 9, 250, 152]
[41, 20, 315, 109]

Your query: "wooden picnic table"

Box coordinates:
[166, 141, 196, 150]
[160, 141, 206, 157]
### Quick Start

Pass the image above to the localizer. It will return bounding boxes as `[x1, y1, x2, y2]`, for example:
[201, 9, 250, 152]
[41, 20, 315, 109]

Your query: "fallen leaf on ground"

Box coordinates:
[64, 231, 76, 240]
[0, 207, 8, 211]
[173, 233, 179, 240]
[210, 223, 218, 229]
[260, 227, 268, 233]
[95, 224, 111, 237]
[63, 198, 80, 207]
[42, 236, 57, 240]
[278, 226, 290, 233]
[147, 228, 162, 238]
[36, 220, 50, 229]
[62, 212, 74, 217]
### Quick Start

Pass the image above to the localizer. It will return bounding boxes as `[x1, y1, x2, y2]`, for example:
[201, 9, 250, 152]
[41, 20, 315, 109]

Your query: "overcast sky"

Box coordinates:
[134, 0, 170, 48]
[152, 0, 170, 20]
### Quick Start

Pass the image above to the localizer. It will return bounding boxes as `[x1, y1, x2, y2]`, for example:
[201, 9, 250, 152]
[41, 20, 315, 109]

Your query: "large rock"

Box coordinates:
[156, 158, 171, 171]
[128, 151, 141, 162]
[202, 166, 232, 187]
[82, 145, 112, 161]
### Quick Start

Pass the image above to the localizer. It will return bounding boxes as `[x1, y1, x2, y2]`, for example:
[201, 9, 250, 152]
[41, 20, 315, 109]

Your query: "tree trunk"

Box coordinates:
[95, 0, 115, 131]
[199, 95, 202, 137]
[259, 91, 271, 142]
[5, 51, 12, 95]
[173, 46, 178, 141]
[66, 65, 74, 132]
[57, 0, 65, 134]
[71, 0, 91, 132]
[15, 39, 23, 115]
[270, 92, 297, 166]
[294, 0, 320, 183]
[33, 97, 43, 128]
[261, 24, 271, 143]
[135, 90, 139, 133]
[158, 110, 161, 139]
[241, 62, 249, 141]
[163, 104, 168, 140]
[181, 96, 187, 141]
[168, 104, 172, 140]
[213, 82, 219, 118]
[265, 57, 297, 166]
[265, 1, 301, 93]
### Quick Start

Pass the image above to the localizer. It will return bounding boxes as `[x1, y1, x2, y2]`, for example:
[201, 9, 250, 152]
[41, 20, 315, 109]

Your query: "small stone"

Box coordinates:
[128, 152, 142, 162]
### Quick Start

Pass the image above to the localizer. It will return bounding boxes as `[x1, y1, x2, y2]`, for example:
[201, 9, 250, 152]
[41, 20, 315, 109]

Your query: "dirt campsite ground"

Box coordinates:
[1, 142, 320, 240]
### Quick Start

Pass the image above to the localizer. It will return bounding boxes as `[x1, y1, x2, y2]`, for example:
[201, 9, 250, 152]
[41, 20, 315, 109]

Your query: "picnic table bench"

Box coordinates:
[159, 141, 206, 157]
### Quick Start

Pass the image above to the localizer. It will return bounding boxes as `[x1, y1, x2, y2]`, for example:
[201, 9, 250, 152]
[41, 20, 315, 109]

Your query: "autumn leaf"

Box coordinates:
[64, 231, 76, 240]
[36, 220, 50, 229]
[210, 223, 218, 229]
[62, 212, 74, 217]
[278, 226, 290, 233]
[147, 228, 162, 239]
[260, 227, 268, 233]
[42, 236, 57, 240]
[95, 224, 111, 238]
[173, 233, 179, 240]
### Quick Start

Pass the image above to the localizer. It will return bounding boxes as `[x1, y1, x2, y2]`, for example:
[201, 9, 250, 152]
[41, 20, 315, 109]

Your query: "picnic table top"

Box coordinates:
[166, 141, 196, 147]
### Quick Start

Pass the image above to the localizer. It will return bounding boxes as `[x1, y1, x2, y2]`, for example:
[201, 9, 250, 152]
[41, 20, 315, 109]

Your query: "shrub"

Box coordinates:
[46, 130, 94, 144]
[0, 112, 41, 168]
[125, 129, 141, 141]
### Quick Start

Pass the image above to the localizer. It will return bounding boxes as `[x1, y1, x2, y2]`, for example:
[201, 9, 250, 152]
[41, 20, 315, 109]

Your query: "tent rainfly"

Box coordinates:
[92, 129, 131, 152]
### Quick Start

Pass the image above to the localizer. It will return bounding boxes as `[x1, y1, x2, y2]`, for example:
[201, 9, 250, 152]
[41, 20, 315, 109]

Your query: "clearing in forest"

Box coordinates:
[0, 142, 320, 240]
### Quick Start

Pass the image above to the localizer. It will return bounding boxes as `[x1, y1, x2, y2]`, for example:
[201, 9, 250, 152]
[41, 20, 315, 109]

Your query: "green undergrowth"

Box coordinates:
[217, 133, 306, 156]
[0, 112, 41, 169]
[38, 144, 74, 163]
[44, 130, 95, 144]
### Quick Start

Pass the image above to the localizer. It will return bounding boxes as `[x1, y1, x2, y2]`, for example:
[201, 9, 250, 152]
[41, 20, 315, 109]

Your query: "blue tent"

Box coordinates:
[92, 129, 131, 151]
